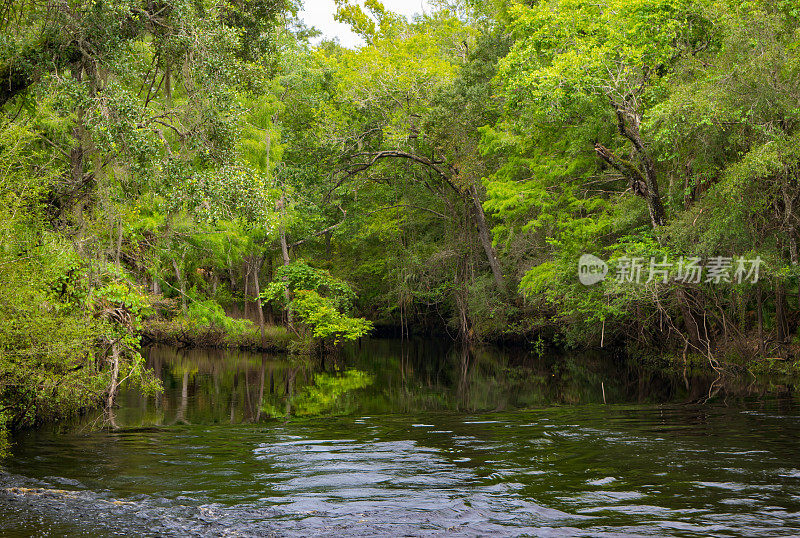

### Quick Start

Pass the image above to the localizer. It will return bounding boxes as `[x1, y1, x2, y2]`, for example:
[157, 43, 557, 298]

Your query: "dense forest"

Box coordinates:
[1, 0, 799, 450]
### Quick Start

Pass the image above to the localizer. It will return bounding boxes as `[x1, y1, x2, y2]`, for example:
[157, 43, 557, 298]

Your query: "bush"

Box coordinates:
[142, 298, 293, 351]
[261, 262, 372, 345]
[182, 299, 253, 334]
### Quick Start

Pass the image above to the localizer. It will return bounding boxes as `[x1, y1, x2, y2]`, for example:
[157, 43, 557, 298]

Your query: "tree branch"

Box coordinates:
[348, 150, 461, 193]
[287, 206, 347, 248]
[594, 142, 648, 197]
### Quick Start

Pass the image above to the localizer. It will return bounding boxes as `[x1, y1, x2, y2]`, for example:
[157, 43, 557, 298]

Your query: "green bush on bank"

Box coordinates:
[261, 262, 373, 346]
[143, 298, 292, 351]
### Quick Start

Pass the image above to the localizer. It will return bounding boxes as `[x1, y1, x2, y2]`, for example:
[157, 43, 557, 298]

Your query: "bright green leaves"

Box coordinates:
[181, 299, 254, 333]
[331, 9, 473, 147]
[684, 133, 800, 263]
[238, 91, 284, 175]
[261, 369, 373, 418]
[0, 0, 294, 442]
[262, 262, 372, 344]
[89, 280, 162, 399]
[91, 281, 153, 330]
[499, 0, 711, 115]
[263, 262, 357, 311]
[292, 290, 373, 343]
[334, 0, 405, 44]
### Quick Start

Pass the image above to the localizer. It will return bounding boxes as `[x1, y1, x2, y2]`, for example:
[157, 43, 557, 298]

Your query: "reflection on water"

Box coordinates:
[1, 339, 800, 536]
[119, 340, 734, 426]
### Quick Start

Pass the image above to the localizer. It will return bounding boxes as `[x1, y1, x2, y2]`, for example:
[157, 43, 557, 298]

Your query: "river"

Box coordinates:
[1, 339, 799, 536]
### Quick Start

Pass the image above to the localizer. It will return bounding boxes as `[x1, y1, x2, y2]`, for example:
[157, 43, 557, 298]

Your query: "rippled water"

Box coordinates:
[2, 341, 800, 536]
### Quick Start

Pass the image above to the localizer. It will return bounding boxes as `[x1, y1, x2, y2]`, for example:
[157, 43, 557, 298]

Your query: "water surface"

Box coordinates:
[2, 340, 799, 536]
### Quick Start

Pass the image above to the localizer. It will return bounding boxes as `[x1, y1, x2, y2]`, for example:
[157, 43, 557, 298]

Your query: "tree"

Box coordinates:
[261, 262, 372, 346]
[498, 0, 714, 229]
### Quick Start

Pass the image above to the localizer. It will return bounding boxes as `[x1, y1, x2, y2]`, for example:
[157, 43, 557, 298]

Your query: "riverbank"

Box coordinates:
[625, 341, 800, 389]
[143, 314, 800, 382]
[142, 318, 294, 353]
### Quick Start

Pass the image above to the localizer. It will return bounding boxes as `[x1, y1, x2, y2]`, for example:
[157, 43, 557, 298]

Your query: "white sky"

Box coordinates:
[298, 0, 432, 48]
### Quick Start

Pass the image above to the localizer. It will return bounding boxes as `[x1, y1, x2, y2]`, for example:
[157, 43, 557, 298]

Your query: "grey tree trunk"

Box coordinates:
[172, 257, 186, 310]
[469, 183, 506, 294]
[776, 280, 787, 344]
[253, 255, 266, 345]
[243, 260, 251, 319]
[594, 104, 666, 229]
[106, 341, 120, 410]
[279, 195, 293, 329]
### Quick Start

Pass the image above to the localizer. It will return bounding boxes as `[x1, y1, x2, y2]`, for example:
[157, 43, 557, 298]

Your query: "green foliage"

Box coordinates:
[292, 290, 373, 343]
[0, 120, 102, 445]
[0, 0, 299, 444]
[262, 262, 357, 311]
[4, 0, 800, 453]
[182, 299, 254, 334]
[262, 262, 372, 344]
[498, 0, 713, 114]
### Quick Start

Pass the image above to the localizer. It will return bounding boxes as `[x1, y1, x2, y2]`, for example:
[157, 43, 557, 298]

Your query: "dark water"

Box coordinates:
[2, 340, 800, 536]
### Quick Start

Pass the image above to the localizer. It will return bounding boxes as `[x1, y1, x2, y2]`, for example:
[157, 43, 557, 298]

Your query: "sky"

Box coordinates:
[298, 0, 432, 48]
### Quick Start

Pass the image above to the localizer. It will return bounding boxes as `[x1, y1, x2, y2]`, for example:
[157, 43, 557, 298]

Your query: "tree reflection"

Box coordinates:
[105, 341, 736, 428]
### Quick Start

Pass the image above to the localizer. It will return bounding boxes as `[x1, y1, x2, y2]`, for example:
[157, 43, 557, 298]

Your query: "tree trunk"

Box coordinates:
[325, 231, 332, 258]
[594, 103, 666, 229]
[172, 257, 186, 310]
[348, 150, 506, 297]
[280, 219, 290, 268]
[265, 253, 275, 325]
[106, 341, 120, 410]
[757, 286, 765, 355]
[455, 200, 472, 344]
[776, 279, 787, 344]
[253, 255, 266, 345]
[279, 194, 293, 329]
[616, 106, 666, 227]
[243, 260, 252, 318]
[469, 183, 505, 294]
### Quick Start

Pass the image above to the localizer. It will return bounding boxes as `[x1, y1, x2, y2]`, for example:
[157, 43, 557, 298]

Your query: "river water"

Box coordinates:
[2, 340, 800, 536]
